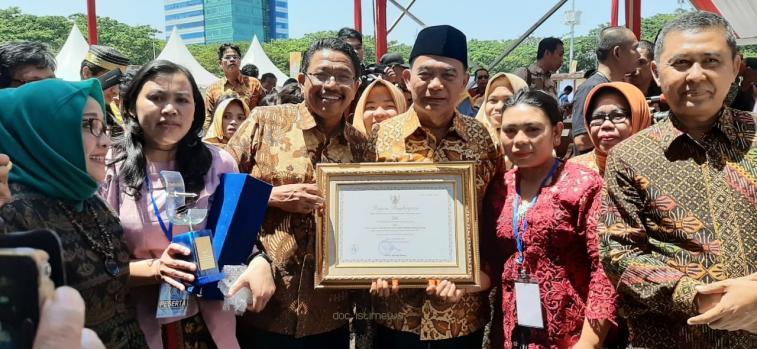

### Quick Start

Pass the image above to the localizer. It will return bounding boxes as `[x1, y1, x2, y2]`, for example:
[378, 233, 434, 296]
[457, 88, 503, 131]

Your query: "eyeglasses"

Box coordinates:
[305, 72, 355, 86]
[82, 118, 111, 137]
[222, 55, 240, 61]
[589, 110, 630, 127]
[477, 75, 490, 80]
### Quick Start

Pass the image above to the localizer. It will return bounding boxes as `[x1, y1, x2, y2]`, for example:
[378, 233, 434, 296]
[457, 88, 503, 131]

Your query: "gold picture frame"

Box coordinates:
[315, 162, 480, 289]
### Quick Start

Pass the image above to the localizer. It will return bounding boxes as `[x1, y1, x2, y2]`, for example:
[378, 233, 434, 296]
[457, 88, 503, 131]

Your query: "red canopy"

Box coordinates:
[690, 0, 757, 45]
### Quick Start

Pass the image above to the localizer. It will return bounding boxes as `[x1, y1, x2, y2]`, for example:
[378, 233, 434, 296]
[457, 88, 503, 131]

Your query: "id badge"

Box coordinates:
[156, 282, 189, 318]
[514, 275, 544, 329]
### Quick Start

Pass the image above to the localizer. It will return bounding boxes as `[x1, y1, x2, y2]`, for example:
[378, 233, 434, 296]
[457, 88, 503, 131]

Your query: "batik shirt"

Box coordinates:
[367, 108, 499, 340]
[225, 102, 368, 337]
[599, 108, 757, 348]
[0, 183, 148, 349]
[482, 162, 617, 348]
[203, 75, 264, 130]
[514, 63, 557, 97]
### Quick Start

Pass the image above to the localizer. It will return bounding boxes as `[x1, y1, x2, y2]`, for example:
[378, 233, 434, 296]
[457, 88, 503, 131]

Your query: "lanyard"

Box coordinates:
[512, 159, 560, 265]
[145, 176, 173, 242]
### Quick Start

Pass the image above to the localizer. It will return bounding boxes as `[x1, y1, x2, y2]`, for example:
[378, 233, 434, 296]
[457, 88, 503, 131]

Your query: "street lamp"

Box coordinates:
[152, 30, 163, 59]
[563, 0, 581, 72]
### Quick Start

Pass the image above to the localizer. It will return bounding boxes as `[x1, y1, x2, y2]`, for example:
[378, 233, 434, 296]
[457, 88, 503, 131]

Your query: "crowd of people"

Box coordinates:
[0, 10, 755, 349]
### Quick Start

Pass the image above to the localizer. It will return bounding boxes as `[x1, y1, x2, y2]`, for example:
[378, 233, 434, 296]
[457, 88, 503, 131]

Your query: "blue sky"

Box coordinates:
[5, 0, 692, 44]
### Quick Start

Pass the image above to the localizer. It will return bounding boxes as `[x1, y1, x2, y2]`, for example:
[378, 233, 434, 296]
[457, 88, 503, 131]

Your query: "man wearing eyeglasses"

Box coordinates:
[225, 38, 368, 348]
[203, 43, 265, 130]
[598, 12, 757, 348]
[0, 41, 56, 89]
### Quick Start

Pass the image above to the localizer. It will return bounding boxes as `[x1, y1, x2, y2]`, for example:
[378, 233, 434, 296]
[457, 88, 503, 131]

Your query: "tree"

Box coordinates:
[3, 6, 755, 79]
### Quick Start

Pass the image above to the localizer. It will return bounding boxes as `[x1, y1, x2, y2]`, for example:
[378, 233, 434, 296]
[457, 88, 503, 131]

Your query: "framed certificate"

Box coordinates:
[315, 162, 480, 289]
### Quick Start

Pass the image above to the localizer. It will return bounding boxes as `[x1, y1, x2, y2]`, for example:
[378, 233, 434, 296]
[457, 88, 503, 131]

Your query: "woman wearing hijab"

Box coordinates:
[0, 79, 147, 348]
[474, 73, 529, 172]
[475, 73, 529, 144]
[203, 95, 250, 148]
[352, 79, 407, 135]
[568, 82, 652, 175]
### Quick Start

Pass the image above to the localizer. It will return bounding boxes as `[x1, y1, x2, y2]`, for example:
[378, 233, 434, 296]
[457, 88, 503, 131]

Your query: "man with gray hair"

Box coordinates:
[0, 41, 56, 88]
[571, 27, 640, 153]
[599, 11, 756, 348]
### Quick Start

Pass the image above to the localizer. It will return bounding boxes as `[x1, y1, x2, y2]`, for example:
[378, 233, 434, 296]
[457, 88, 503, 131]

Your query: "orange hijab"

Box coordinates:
[352, 79, 408, 135]
[583, 81, 651, 173]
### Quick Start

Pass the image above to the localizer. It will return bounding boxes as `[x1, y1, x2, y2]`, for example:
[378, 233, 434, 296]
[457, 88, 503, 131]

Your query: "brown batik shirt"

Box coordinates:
[226, 102, 368, 337]
[599, 108, 757, 348]
[366, 108, 499, 340]
[204, 74, 265, 130]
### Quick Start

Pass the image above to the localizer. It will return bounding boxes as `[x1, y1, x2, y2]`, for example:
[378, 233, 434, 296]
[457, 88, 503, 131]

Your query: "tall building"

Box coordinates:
[164, 0, 206, 44]
[164, 0, 288, 44]
[270, 0, 289, 40]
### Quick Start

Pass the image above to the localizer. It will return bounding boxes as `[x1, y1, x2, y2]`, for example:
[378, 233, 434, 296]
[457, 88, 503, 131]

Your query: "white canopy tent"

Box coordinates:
[240, 35, 289, 86]
[157, 28, 219, 89]
[54, 23, 89, 81]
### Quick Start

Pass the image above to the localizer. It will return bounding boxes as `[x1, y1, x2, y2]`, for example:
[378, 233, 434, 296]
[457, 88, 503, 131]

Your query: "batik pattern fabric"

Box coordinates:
[568, 152, 600, 174]
[203, 75, 264, 130]
[514, 63, 557, 97]
[0, 183, 148, 349]
[481, 161, 618, 348]
[367, 108, 499, 340]
[225, 102, 369, 337]
[599, 107, 757, 348]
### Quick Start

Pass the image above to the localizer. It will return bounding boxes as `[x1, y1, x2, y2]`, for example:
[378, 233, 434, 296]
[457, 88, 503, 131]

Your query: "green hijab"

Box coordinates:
[0, 78, 106, 205]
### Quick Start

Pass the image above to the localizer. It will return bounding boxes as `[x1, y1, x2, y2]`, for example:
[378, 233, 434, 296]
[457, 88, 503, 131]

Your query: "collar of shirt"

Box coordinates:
[296, 102, 363, 145]
[528, 62, 552, 77]
[659, 107, 746, 151]
[401, 107, 473, 143]
[223, 74, 248, 89]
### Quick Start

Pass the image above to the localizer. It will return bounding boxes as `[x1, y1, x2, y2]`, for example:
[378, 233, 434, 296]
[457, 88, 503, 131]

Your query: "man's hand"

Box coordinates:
[426, 279, 465, 304]
[688, 276, 757, 333]
[269, 184, 324, 214]
[370, 278, 399, 298]
[0, 154, 12, 207]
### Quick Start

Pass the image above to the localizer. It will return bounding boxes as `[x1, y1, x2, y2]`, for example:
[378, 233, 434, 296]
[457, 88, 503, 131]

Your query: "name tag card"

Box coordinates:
[156, 282, 188, 318]
[514, 280, 544, 329]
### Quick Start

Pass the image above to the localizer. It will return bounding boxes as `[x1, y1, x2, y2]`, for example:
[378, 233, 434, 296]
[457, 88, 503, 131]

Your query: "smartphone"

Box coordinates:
[0, 248, 55, 349]
[0, 230, 64, 349]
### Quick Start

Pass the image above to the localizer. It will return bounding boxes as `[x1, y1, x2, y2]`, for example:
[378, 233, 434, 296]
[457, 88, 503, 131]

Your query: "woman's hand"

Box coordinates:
[157, 243, 197, 291]
[228, 256, 276, 313]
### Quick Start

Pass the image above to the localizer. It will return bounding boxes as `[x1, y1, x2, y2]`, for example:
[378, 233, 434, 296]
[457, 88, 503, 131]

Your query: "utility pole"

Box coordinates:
[564, 0, 580, 71]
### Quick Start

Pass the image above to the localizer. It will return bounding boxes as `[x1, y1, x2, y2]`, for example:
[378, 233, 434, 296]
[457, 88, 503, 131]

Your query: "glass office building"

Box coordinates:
[164, 0, 288, 44]
[164, 0, 206, 44]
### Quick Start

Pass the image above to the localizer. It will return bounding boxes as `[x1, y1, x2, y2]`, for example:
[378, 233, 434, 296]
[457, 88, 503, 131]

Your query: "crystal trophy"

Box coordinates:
[160, 171, 224, 286]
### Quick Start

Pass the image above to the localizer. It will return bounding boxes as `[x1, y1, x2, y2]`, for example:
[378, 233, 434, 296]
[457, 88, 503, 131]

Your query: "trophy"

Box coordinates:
[160, 171, 224, 286]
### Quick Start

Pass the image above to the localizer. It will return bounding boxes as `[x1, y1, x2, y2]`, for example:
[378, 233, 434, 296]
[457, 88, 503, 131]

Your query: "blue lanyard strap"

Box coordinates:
[145, 176, 173, 241]
[512, 159, 561, 265]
